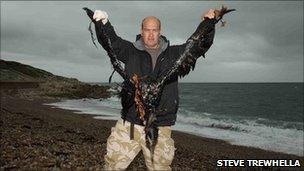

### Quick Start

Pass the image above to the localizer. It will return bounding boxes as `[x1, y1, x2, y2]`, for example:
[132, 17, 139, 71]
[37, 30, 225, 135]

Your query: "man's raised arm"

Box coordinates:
[93, 10, 132, 63]
[172, 9, 217, 77]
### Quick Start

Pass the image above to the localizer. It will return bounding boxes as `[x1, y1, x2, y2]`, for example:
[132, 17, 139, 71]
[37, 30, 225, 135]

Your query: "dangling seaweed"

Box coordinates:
[87, 21, 98, 49]
[132, 74, 146, 121]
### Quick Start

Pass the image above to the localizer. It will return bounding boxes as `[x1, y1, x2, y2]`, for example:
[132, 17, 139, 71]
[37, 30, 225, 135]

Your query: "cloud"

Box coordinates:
[1, 1, 303, 82]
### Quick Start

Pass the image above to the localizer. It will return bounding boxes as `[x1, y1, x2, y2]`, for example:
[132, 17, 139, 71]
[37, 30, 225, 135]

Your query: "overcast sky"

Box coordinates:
[1, 1, 303, 82]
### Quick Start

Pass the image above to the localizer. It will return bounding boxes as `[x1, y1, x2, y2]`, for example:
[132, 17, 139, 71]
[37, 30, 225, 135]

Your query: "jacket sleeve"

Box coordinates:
[192, 21, 215, 58]
[173, 18, 216, 77]
[176, 18, 216, 58]
[94, 20, 131, 63]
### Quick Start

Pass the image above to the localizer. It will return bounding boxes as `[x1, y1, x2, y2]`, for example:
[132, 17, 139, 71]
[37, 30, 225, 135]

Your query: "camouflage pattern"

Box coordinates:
[104, 119, 175, 170]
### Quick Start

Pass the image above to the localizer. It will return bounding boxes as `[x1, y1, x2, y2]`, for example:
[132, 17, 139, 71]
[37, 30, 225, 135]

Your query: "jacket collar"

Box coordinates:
[133, 34, 169, 52]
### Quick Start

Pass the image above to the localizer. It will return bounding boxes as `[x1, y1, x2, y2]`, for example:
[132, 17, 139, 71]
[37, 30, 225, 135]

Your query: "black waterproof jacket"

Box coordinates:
[95, 19, 216, 126]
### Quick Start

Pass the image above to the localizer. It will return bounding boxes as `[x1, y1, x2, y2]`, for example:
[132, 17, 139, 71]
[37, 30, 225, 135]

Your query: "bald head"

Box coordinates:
[140, 16, 162, 49]
[141, 16, 161, 30]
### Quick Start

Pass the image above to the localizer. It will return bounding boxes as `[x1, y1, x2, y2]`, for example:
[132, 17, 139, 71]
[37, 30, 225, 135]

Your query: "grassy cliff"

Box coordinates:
[0, 59, 110, 99]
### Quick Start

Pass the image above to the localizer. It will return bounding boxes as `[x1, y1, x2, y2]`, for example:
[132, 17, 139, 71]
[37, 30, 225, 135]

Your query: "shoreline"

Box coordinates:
[1, 96, 303, 170]
[45, 98, 303, 157]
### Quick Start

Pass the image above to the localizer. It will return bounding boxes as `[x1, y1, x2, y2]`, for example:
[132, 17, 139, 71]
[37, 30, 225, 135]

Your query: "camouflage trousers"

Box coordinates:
[104, 119, 175, 170]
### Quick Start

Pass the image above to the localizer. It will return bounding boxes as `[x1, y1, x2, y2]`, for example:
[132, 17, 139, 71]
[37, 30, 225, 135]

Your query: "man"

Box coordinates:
[92, 9, 216, 170]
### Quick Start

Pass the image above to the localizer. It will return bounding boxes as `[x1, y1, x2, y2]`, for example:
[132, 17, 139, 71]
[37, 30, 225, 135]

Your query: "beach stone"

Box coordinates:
[1, 96, 303, 170]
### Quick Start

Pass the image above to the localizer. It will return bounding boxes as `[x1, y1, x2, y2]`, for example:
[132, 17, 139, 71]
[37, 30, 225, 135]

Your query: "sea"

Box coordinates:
[46, 83, 303, 156]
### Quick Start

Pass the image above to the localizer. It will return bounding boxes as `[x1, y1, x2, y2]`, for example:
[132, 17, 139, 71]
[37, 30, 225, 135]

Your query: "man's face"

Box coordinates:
[141, 18, 161, 49]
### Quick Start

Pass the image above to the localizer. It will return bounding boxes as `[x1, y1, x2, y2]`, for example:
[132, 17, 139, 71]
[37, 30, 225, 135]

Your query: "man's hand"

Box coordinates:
[93, 10, 108, 24]
[201, 9, 216, 20]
